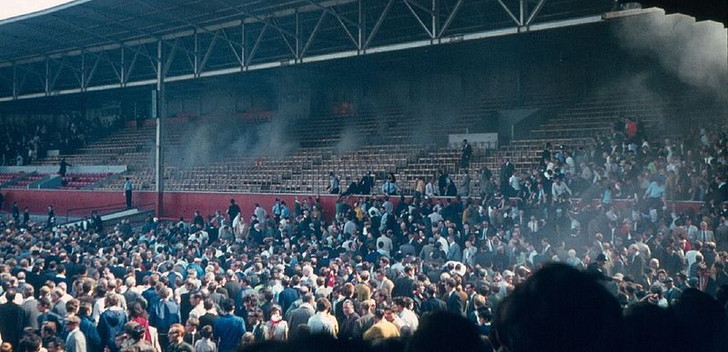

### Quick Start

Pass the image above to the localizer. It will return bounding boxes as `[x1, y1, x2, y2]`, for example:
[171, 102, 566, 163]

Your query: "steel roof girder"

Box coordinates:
[0, 13, 608, 102]
[131, 0, 247, 61]
[163, 38, 180, 78]
[304, 0, 361, 29]
[83, 6, 199, 60]
[438, 0, 464, 38]
[198, 32, 219, 74]
[211, 0, 300, 41]
[496, 0, 522, 26]
[48, 12, 161, 68]
[301, 11, 326, 58]
[270, 17, 298, 58]
[403, 0, 435, 38]
[245, 23, 269, 66]
[526, 0, 549, 25]
[327, 5, 359, 49]
[403, 0, 436, 16]
[364, 0, 396, 49]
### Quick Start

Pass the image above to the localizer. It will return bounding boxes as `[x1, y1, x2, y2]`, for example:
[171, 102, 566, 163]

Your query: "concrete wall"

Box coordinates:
[1, 189, 703, 224]
[1, 189, 340, 222]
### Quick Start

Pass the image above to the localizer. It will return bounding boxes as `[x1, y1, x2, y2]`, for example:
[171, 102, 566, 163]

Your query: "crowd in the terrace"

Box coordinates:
[0, 113, 119, 166]
[0, 118, 725, 352]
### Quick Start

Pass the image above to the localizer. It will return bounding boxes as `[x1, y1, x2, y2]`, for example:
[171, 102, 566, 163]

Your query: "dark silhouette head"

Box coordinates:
[493, 263, 623, 352]
[407, 311, 486, 352]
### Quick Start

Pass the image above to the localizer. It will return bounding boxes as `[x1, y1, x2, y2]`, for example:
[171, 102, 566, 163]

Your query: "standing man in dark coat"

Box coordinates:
[392, 266, 416, 299]
[58, 158, 71, 177]
[419, 285, 447, 317]
[0, 289, 24, 348]
[461, 139, 473, 170]
[47, 205, 56, 229]
[226, 199, 241, 226]
[286, 294, 315, 340]
[626, 244, 646, 281]
[445, 279, 464, 316]
[20, 286, 41, 331]
[11, 201, 20, 223]
[438, 170, 449, 196]
[359, 171, 375, 195]
[91, 211, 103, 234]
[277, 277, 300, 316]
[500, 158, 515, 195]
[338, 300, 361, 340]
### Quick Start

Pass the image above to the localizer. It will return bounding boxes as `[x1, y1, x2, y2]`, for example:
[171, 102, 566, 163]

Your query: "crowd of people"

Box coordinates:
[0, 117, 725, 352]
[328, 117, 728, 207]
[0, 113, 119, 166]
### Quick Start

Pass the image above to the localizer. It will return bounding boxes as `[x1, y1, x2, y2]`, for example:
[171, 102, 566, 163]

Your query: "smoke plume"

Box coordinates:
[612, 11, 728, 100]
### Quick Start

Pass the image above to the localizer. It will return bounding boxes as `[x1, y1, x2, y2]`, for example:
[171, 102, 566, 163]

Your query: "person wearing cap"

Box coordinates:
[120, 321, 155, 352]
[586, 253, 610, 281]
[663, 277, 682, 304]
[65, 315, 87, 352]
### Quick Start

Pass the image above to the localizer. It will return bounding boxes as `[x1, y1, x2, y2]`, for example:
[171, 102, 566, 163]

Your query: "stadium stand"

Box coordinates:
[0, 2, 726, 352]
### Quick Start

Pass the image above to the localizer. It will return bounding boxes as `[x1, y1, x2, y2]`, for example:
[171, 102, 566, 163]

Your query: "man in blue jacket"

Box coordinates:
[150, 287, 180, 351]
[78, 303, 102, 352]
[97, 294, 128, 352]
[214, 299, 245, 352]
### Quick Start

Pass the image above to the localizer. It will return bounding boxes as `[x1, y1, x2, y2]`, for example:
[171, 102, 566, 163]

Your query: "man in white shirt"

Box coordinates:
[508, 173, 522, 197]
[376, 231, 394, 258]
[425, 179, 436, 197]
[551, 178, 572, 201]
[462, 241, 478, 266]
[393, 297, 418, 332]
[188, 292, 206, 320]
[685, 242, 702, 273]
[685, 218, 699, 242]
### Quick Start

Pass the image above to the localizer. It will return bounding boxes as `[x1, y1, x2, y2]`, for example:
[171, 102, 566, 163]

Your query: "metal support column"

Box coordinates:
[12, 65, 17, 100]
[155, 40, 165, 217]
[432, 0, 439, 40]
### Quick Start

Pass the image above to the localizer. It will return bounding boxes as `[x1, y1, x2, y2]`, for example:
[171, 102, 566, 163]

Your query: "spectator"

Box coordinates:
[98, 294, 127, 352]
[167, 324, 193, 352]
[307, 298, 338, 338]
[212, 299, 244, 352]
[193, 326, 215, 352]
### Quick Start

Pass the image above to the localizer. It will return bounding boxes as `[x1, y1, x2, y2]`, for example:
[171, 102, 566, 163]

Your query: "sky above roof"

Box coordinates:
[0, 0, 78, 21]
